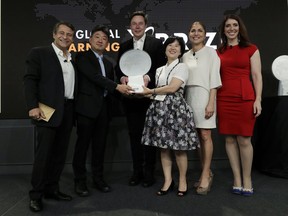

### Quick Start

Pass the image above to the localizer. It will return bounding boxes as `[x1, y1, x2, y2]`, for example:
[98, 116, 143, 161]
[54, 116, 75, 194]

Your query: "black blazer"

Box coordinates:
[115, 35, 166, 110]
[24, 45, 77, 127]
[75, 49, 118, 119]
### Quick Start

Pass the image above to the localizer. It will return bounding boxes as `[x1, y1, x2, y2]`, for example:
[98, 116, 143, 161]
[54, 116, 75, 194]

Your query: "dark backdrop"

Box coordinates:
[1, 0, 287, 119]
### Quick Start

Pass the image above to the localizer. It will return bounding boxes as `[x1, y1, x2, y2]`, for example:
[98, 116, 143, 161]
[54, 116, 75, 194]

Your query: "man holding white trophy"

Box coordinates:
[115, 11, 166, 187]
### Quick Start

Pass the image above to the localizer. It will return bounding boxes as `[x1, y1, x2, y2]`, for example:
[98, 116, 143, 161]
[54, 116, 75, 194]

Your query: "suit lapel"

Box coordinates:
[103, 58, 114, 80]
[126, 39, 134, 50]
[47, 46, 65, 78]
[87, 49, 99, 66]
[88, 49, 112, 79]
[143, 36, 152, 52]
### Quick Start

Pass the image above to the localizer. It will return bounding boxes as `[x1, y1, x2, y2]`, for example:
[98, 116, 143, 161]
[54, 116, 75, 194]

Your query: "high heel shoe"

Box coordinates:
[177, 181, 188, 197]
[196, 175, 213, 195]
[242, 188, 254, 196]
[194, 170, 214, 188]
[157, 180, 174, 196]
[232, 186, 243, 195]
[177, 190, 188, 197]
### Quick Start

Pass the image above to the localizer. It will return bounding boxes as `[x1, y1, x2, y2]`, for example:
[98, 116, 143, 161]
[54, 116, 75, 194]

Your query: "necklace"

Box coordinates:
[192, 45, 204, 55]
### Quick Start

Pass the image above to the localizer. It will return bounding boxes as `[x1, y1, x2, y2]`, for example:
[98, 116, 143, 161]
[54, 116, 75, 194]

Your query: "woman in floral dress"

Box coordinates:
[140, 36, 199, 196]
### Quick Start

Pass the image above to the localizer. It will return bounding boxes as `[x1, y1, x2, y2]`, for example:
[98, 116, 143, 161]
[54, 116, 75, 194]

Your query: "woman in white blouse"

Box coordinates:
[140, 36, 199, 197]
[182, 21, 222, 195]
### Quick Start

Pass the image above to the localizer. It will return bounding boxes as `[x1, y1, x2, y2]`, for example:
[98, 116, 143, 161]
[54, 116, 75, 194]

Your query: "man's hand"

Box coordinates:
[143, 75, 150, 87]
[116, 84, 134, 96]
[29, 107, 46, 121]
[120, 76, 129, 85]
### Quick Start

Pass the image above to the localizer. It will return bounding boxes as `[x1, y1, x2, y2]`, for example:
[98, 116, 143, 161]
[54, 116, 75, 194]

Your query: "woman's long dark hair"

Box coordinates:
[218, 14, 251, 53]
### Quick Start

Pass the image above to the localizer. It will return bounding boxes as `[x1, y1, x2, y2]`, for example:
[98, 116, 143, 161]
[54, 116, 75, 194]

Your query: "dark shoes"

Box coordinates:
[177, 190, 188, 197]
[129, 173, 155, 187]
[129, 174, 143, 186]
[142, 176, 155, 187]
[44, 191, 72, 201]
[157, 180, 175, 196]
[29, 191, 71, 212]
[29, 199, 43, 212]
[93, 179, 111, 193]
[75, 181, 90, 197]
[74, 178, 111, 194]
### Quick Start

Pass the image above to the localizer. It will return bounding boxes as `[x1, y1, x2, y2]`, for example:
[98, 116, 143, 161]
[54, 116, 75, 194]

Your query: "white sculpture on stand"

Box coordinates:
[272, 55, 288, 96]
[119, 49, 151, 93]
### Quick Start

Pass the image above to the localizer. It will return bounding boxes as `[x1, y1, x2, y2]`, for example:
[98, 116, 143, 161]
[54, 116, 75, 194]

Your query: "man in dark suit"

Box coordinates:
[24, 21, 76, 212]
[72, 25, 132, 197]
[115, 11, 166, 187]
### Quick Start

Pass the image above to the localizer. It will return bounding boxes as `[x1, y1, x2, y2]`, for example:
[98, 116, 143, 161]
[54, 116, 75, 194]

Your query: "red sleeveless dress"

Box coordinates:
[217, 44, 258, 136]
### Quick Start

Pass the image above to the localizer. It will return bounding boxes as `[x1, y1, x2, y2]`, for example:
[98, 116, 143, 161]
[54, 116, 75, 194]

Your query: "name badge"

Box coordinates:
[151, 94, 166, 101]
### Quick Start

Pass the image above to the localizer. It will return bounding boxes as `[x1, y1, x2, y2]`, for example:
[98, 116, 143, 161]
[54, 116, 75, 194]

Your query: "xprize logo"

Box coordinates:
[69, 26, 217, 52]
[128, 26, 217, 49]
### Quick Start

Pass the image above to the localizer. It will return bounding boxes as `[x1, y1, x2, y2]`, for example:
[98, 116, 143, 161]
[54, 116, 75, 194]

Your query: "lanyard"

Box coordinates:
[156, 59, 180, 86]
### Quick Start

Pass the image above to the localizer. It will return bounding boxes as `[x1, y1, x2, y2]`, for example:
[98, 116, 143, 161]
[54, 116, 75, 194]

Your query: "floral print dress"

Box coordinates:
[142, 59, 199, 150]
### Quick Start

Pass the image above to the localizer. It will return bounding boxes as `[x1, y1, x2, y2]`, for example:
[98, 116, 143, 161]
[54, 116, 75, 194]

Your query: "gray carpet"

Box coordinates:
[1, 168, 288, 216]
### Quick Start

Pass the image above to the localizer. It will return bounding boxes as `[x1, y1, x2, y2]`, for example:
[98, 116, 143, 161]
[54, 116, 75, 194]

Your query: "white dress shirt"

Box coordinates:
[52, 42, 75, 99]
[133, 33, 146, 50]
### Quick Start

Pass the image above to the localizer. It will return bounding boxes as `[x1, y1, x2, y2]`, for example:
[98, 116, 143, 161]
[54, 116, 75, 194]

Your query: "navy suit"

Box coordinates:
[73, 49, 118, 182]
[115, 35, 166, 178]
[24, 45, 76, 199]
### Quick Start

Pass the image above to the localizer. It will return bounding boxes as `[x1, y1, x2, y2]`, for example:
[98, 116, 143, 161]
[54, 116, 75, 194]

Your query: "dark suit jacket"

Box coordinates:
[24, 45, 76, 127]
[115, 35, 166, 110]
[75, 49, 118, 119]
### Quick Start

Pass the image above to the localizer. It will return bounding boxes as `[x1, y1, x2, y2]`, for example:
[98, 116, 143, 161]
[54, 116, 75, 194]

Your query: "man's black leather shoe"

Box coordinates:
[44, 191, 72, 201]
[29, 199, 42, 212]
[129, 174, 143, 186]
[75, 182, 90, 197]
[142, 177, 155, 187]
[93, 179, 111, 193]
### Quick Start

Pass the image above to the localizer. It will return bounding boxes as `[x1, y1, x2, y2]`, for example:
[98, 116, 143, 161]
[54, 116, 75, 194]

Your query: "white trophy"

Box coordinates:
[119, 49, 151, 93]
[272, 55, 288, 96]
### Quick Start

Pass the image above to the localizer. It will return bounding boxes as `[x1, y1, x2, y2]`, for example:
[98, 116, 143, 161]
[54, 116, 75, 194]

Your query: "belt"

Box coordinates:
[64, 98, 74, 103]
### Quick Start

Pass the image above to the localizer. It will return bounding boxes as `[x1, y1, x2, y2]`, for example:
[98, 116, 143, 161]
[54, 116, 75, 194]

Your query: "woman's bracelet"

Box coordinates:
[153, 88, 156, 96]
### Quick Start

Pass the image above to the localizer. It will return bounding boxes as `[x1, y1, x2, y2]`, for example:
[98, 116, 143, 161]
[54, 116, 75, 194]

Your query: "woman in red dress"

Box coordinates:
[217, 14, 262, 196]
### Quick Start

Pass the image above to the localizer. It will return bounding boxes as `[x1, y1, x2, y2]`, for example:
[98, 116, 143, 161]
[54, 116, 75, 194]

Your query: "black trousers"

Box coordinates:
[29, 101, 74, 200]
[72, 100, 109, 182]
[125, 103, 157, 177]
